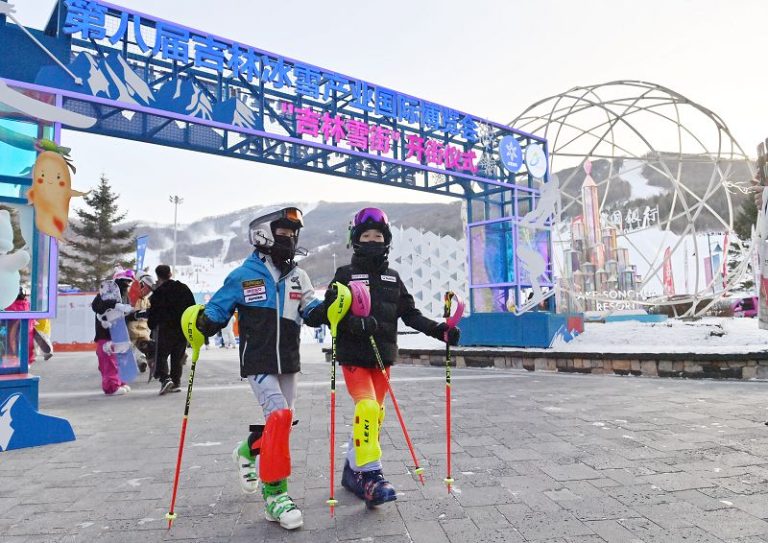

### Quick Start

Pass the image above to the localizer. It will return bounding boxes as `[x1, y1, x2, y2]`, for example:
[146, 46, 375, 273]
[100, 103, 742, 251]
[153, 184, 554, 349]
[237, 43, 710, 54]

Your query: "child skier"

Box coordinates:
[324, 207, 460, 508]
[182, 206, 324, 530]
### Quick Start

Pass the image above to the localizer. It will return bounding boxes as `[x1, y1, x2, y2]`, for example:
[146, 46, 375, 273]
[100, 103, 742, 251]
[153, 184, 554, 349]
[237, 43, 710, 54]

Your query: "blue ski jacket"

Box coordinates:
[203, 252, 323, 377]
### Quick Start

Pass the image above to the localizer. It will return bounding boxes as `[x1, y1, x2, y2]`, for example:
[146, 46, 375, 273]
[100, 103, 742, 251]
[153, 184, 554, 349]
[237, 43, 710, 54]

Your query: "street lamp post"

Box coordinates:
[169, 195, 184, 274]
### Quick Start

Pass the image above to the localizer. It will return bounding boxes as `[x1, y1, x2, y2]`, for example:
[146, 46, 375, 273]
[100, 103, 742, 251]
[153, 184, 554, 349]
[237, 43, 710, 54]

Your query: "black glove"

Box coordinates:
[431, 323, 460, 346]
[345, 315, 378, 336]
[195, 311, 221, 337]
[324, 285, 338, 307]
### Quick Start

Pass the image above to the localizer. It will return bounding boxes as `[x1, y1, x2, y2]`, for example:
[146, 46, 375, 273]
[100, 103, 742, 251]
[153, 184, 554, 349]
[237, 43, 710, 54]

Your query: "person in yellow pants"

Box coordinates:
[33, 318, 53, 361]
[320, 207, 460, 508]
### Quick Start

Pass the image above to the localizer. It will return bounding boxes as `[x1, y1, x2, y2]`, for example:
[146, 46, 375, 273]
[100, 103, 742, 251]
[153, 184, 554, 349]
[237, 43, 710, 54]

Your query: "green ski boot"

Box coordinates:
[262, 479, 302, 530]
[232, 440, 259, 494]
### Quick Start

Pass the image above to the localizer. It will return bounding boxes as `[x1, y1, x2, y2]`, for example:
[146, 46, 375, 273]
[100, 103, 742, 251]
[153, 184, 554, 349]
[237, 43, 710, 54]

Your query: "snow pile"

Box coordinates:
[554, 317, 768, 354]
[395, 317, 768, 355]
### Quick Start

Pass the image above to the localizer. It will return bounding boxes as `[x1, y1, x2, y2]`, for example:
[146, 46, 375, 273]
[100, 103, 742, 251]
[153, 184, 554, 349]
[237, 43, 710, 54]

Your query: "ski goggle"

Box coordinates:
[249, 207, 304, 235]
[353, 207, 388, 227]
[282, 207, 304, 225]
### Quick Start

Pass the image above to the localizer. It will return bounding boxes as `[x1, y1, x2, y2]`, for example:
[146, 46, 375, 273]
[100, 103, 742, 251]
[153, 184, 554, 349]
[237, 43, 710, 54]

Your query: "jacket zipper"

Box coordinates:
[240, 338, 248, 372]
[275, 276, 282, 374]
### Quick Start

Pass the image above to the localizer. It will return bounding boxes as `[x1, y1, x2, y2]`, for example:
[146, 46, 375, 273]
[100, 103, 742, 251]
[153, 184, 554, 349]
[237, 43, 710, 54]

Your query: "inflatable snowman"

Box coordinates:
[0, 210, 29, 310]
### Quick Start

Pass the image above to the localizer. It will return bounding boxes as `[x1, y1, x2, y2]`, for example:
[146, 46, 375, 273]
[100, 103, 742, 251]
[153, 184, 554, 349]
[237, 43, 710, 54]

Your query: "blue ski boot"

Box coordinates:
[341, 459, 397, 508]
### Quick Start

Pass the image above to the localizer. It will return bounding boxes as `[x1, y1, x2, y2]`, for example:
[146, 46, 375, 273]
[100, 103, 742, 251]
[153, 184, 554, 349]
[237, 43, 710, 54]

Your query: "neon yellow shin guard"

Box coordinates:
[353, 399, 382, 466]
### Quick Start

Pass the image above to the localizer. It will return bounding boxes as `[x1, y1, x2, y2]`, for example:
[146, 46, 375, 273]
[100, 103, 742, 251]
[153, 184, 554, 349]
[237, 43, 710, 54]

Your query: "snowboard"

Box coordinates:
[32, 329, 53, 359]
[97, 280, 138, 383]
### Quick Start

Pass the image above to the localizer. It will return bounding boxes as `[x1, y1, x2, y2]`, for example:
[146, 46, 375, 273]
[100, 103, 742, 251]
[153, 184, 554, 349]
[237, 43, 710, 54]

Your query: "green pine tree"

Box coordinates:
[59, 174, 135, 291]
[727, 194, 759, 292]
[733, 191, 758, 240]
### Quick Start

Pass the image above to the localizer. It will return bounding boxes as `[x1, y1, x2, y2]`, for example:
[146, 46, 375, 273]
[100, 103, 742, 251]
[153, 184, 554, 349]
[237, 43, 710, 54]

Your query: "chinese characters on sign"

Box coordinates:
[602, 205, 660, 233]
[281, 102, 478, 173]
[62, 0, 479, 142]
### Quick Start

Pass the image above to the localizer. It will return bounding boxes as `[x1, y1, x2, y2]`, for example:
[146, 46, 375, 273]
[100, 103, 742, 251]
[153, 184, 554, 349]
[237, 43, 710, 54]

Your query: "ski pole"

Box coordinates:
[149, 326, 158, 383]
[442, 291, 465, 493]
[326, 283, 351, 517]
[166, 305, 206, 529]
[349, 281, 425, 485]
[367, 335, 425, 485]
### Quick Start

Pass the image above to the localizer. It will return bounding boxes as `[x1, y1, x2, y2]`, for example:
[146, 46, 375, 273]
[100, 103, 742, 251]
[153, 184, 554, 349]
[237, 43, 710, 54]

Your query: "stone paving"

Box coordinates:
[3, 345, 768, 542]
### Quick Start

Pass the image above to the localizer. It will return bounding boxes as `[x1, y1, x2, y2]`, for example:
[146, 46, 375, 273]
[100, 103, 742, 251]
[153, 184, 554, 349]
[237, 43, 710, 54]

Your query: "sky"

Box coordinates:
[14, 0, 768, 224]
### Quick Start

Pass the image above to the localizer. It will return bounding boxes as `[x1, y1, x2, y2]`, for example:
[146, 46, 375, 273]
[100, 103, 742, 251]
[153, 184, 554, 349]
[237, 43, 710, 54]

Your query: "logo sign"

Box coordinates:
[525, 144, 547, 178]
[499, 135, 523, 173]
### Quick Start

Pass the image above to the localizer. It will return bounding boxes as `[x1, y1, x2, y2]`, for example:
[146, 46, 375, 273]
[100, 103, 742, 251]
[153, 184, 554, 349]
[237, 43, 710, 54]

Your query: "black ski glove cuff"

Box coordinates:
[303, 304, 327, 327]
[196, 311, 222, 337]
[324, 286, 338, 307]
[430, 323, 461, 346]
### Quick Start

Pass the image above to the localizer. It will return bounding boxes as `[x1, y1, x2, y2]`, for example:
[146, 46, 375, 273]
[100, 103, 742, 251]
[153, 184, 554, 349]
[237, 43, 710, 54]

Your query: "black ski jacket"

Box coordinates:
[147, 279, 196, 346]
[329, 260, 439, 368]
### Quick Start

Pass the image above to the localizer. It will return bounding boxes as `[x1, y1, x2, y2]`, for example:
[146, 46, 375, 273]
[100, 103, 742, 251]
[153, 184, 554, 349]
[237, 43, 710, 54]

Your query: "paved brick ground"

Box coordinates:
[3, 346, 768, 542]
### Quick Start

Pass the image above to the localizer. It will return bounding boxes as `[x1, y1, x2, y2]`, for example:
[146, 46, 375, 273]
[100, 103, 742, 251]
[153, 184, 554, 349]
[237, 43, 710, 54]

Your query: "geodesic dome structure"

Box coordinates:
[510, 81, 754, 317]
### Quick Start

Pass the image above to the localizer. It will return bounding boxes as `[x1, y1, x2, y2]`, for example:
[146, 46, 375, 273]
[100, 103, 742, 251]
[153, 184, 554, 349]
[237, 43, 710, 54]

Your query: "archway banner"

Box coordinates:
[1, 0, 547, 197]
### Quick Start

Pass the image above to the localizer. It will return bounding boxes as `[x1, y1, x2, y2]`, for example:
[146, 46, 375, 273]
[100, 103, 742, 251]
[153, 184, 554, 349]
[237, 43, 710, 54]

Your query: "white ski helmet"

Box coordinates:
[137, 272, 155, 290]
[248, 205, 305, 255]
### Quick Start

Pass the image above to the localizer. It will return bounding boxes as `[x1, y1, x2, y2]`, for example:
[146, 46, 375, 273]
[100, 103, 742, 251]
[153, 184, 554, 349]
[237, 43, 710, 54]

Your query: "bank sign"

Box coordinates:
[45, 0, 544, 186]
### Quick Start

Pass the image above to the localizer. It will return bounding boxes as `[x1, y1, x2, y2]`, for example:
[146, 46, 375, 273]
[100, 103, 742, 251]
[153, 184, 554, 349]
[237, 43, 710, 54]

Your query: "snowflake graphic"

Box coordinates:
[477, 123, 494, 149]
[478, 153, 497, 176]
[503, 141, 522, 165]
[429, 172, 446, 185]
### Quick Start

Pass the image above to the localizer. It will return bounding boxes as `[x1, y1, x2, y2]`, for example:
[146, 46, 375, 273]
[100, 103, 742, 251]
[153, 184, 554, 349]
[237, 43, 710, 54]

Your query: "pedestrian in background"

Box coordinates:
[33, 318, 53, 361]
[91, 281, 132, 396]
[6, 288, 35, 365]
[127, 272, 153, 373]
[147, 265, 195, 395]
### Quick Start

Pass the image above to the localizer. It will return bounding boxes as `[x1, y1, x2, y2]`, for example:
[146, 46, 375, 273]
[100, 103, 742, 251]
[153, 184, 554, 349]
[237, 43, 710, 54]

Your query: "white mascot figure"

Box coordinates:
[0, 210, 29, 309]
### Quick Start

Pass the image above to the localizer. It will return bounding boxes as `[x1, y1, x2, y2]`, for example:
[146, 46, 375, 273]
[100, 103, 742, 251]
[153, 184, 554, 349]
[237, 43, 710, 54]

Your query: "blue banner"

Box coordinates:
[136, 235, 149, 271]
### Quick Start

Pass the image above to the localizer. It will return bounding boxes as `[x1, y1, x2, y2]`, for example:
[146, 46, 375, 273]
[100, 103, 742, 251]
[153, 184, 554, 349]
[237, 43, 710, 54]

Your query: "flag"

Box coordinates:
[136, 235, 149, 271]
[721, 233, 729, 290]
[663, 246, 675, 296]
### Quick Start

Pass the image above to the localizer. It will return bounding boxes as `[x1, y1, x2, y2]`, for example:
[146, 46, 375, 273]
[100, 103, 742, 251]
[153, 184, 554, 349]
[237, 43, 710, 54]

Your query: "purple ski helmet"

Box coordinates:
[349, 207, 392, 248]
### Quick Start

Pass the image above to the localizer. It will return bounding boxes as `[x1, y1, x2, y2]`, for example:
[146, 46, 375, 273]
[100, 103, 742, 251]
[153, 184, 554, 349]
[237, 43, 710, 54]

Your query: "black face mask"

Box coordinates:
[352, 242, 389, 271]
[353, 241, 388, 258]
[270, 234, 297, 269]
